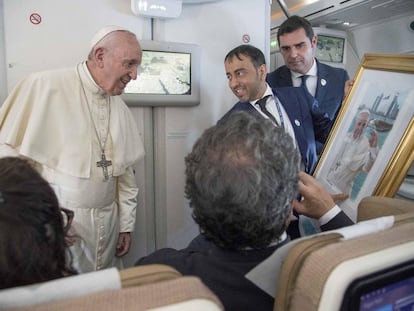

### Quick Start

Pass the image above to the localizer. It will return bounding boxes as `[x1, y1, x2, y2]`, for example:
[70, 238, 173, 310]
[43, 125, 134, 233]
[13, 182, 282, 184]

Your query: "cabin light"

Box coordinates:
[138, 0, 148, 11]
[150, 4, 167, 10]
[343, 22, 350, 26]
[271, 41, 278, 48]
[132, 0, 182, 18]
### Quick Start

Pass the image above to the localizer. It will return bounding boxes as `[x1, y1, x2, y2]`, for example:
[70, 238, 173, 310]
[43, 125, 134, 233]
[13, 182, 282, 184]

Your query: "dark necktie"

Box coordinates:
[255, 95, 279, 126]
[300, 75, 309, 93]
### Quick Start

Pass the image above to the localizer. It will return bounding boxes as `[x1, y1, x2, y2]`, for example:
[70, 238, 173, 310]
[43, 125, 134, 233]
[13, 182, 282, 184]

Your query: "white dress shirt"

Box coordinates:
[291, 58, 318, 96]
[251, 85, 297, 147]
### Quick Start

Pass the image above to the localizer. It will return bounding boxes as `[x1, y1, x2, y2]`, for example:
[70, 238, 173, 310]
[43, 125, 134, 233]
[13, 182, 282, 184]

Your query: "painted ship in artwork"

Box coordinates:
[369, 119, 393, 132]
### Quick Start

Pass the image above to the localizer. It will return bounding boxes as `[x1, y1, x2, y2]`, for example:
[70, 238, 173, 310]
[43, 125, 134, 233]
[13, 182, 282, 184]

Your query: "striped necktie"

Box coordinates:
[255, 95, 278, 126]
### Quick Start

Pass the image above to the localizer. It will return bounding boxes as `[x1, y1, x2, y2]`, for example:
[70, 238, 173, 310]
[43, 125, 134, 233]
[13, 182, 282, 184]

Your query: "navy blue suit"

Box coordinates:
[136, 212, 353, 311]
[220, 86, 332, 174]
[267, 60, 349, 154]
[266, 59, 349, 121]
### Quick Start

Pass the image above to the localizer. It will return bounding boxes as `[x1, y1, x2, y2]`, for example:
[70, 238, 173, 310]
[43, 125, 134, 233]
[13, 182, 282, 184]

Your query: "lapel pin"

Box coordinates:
[294, 119, 301, 126]
[321, 79, 327, 86]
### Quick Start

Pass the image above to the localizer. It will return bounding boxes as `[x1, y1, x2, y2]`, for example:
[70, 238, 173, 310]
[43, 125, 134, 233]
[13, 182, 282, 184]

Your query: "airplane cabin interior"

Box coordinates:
[0, 0, 413, 310]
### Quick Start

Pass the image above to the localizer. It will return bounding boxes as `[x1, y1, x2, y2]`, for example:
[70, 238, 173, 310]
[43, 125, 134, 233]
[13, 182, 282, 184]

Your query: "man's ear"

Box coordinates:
[93, 47, 105, 68]
[311, 35, 318, 49]
[285, 204, 294, 227]
[259, 64, 267, 80]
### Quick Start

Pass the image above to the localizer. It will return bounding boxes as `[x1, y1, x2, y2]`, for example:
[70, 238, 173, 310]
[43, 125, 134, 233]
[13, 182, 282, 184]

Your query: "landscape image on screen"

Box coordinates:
[316, 35, 345, 63]
[124, 50, 191, 95]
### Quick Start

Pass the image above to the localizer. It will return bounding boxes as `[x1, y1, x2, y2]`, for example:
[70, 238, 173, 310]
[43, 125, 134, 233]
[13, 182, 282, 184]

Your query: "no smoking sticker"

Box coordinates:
[29, 13, 42, 25]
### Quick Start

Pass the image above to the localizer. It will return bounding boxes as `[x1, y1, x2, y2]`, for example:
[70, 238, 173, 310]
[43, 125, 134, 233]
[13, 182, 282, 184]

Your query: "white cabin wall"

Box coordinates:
[0, 0, 6, 104]
[0, 0, 269, 267]
[345, 14, 414, 77]
[149, 0, 270, 250]
[352, 14, 414, 56]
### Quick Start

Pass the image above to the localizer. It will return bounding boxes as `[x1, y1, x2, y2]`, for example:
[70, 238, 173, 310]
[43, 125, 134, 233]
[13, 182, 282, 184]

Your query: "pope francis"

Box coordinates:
[0, 26, 145, 273]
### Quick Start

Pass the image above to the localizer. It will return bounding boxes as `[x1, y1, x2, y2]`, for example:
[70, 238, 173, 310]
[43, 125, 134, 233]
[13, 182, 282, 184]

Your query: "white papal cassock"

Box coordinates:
[0, 62, 145, 273]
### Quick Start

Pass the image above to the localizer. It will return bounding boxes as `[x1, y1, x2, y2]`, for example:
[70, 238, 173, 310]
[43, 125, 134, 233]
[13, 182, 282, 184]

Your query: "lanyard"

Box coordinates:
[271, 96, 285, 129]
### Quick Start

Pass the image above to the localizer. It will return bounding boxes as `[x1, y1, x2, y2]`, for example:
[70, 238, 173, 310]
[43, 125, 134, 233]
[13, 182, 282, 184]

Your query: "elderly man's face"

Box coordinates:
[353, 113, 369, 139]
[101, 33, 142, 96]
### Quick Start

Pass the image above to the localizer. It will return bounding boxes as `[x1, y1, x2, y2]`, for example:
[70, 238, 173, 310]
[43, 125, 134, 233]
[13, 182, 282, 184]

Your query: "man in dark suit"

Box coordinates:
[221, 44, 331, 174]
[136, 111, 353, 311]
[266, 15, 351, 153]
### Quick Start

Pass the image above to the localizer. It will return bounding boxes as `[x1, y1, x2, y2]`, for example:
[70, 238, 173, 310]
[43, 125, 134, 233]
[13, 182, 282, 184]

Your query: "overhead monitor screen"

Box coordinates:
[124, 50, 191, 95]
[316, 34, 345, 63]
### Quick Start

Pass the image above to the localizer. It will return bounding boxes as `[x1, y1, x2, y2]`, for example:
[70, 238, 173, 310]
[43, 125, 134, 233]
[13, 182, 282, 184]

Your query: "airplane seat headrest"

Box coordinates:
[357, 195, 414, 221]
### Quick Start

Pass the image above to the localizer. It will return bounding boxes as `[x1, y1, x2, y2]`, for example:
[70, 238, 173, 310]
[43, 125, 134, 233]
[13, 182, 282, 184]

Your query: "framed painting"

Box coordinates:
[314, 54, 414, 221]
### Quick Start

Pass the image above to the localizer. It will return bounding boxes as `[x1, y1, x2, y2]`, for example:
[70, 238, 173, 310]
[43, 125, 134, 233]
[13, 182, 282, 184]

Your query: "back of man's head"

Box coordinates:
[185, 111, 300, 250]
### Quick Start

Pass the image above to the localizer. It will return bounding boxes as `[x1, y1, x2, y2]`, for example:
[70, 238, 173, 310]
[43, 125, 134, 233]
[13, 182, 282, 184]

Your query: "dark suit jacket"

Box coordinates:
[266, 59, 350, 121]
[136, 212, 353, 311]
[220, 86, 331, 174]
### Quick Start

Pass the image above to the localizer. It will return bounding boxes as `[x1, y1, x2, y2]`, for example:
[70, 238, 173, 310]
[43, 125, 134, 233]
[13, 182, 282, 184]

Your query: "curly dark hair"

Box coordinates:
[0, 157, 76, 289]
[185, 111, 300, 250]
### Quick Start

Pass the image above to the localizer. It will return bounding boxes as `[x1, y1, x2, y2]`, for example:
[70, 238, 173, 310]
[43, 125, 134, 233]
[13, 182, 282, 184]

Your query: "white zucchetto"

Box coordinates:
[90, 25, 129, 49]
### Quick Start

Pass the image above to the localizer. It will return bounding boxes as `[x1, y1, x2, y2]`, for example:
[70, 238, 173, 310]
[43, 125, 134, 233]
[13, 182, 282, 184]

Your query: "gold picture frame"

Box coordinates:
[314, 53, 414, 220]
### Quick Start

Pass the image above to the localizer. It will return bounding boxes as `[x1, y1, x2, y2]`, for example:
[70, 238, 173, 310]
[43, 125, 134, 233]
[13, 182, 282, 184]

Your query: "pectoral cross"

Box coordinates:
[97, 153, 112, 181]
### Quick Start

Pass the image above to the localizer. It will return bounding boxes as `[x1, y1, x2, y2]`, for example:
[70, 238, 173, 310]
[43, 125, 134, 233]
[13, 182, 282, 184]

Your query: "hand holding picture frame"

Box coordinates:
[314, 54, 414, 221]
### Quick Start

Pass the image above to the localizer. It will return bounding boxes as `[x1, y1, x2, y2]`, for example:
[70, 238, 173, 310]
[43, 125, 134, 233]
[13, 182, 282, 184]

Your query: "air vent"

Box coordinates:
[305, 5, 335, 19]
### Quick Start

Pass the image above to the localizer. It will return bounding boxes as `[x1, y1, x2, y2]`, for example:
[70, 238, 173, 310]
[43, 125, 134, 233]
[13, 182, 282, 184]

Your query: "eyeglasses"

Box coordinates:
[60, 208, 74, 234]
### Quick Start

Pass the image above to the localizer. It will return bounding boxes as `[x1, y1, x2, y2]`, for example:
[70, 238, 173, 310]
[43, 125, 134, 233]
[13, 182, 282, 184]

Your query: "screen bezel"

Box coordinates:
[340, 260, 414, 311]
[122, 40, 200, 107]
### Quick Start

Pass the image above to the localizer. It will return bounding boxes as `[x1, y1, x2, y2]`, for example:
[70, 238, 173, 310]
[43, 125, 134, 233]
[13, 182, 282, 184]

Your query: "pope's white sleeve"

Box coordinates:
[117, 166, 138, 233]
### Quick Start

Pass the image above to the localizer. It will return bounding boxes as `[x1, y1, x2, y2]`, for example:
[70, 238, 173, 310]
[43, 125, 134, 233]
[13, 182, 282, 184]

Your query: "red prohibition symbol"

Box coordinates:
[29, 13, 42, 25]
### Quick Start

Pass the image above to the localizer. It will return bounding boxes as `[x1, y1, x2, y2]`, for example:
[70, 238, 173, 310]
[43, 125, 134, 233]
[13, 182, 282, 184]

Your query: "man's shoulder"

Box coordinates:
[266, 66, 291, 86]
[137, 247, 185, 263]
[230, 101, 252, 110]
[23, 67, 76, 87]
[269, 65, 289, 76]
[218, 101, 254, 124]
[135, 247, 202, 274]
[316, 60, 348, 77]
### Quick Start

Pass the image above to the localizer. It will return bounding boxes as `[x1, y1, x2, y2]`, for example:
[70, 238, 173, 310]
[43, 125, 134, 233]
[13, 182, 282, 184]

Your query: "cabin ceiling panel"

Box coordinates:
[271, 0, 414, 30]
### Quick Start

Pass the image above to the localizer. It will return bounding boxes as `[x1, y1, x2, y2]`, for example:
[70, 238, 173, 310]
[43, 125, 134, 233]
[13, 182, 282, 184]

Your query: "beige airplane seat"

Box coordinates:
[0, 264, 224, 311]
[357, 195, 414, 221]
[244, 196, 414, 311]
[272, 196, 414, 311]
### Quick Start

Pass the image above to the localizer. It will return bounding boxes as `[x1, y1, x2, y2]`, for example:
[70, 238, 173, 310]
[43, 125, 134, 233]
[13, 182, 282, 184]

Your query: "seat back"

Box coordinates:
[9, 276, 224, 311]
[273, 212, 414, 311]
[0, 264, 181, 310]
[357, 195, 414, 221]
[119, 264, 182, 288]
